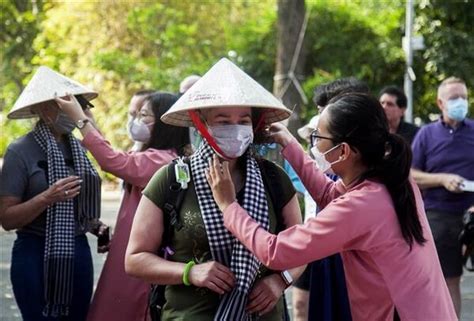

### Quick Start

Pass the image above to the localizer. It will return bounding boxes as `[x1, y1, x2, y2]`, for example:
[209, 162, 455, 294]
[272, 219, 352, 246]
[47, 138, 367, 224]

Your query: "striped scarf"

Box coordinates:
[33, 122, 101, 317]
[191, 141, 269, 321]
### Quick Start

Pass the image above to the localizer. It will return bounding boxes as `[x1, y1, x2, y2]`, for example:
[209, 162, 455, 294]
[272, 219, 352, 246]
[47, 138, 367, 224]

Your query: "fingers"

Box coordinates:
[55, 175, 81, 186]
[189, 261, 236, 295]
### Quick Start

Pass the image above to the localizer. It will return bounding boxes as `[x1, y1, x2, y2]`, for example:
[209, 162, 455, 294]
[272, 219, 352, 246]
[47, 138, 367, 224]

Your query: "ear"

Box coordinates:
[400, 107, 407, 117]
[339, 142, 352, 161]
[436, 97, 444, 112]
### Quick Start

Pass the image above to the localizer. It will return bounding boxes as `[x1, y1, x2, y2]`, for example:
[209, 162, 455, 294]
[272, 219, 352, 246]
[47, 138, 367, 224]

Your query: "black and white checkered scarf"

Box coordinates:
[33, 122, 101, 317]
[191, 141, 269, 321]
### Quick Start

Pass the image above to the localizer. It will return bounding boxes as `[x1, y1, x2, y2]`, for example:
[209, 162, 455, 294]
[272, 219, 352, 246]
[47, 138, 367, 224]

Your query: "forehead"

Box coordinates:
[440, 83, 467, 98]
[130, 95, 148, 108]
[141, 101, 152, 112]
[204, 106, 252, 119]
[317, 106, 330, 132]
[380, 93, 397, 103]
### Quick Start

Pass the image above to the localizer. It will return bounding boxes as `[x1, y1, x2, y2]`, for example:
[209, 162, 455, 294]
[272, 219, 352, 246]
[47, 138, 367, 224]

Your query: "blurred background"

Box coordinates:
[1, 0, 473, 182]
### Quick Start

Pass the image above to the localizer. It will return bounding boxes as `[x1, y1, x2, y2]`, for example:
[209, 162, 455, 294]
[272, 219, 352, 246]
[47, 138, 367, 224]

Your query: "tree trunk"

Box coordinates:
[274, 0, 307, 135]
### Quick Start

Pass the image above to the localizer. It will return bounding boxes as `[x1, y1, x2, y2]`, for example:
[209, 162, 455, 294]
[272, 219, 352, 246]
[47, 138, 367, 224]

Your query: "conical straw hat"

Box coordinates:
[8, 66, 98, 119]
[161, 58, 291, 127]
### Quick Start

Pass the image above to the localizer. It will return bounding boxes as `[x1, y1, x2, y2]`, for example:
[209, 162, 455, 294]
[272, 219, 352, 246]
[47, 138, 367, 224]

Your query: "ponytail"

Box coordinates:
[326, 93, 426, 249]
[372, 134, 426, 248]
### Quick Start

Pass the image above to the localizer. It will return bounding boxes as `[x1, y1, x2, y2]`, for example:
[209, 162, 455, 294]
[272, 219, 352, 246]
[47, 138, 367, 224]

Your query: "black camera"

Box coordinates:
[459, 208, 474, 247]
[459, 207, 474, 271]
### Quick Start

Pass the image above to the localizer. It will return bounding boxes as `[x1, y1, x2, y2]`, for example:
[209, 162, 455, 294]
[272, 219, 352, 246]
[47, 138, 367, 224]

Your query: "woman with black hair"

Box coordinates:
[207, 93, 457, 321]
[55, 92, 190, 321]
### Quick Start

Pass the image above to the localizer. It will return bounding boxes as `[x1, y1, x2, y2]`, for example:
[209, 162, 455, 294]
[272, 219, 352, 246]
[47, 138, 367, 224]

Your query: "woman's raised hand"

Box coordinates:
[40, 176, 82, 205]
[54, 93, 85, 121]
[267, 123, 294, 148]
[206, 155, 236, 213]
[188, 261, 236, 294]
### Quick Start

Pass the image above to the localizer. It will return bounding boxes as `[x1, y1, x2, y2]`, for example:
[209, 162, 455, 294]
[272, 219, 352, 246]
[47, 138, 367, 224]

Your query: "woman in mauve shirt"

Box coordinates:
[207, 93, 457, 321]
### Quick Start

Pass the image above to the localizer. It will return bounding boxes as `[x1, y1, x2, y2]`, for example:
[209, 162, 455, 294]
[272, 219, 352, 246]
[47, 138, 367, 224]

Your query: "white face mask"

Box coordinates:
[310, 143, 342, 172]
[128, 118, 154, 143]
[209, 124, 254, 158]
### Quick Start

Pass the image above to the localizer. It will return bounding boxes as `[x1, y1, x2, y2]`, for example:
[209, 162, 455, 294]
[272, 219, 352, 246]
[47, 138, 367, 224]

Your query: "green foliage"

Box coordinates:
[414, 0, 474, 121]
[2, 0, 473, 169]
[1, 0, 52, 152]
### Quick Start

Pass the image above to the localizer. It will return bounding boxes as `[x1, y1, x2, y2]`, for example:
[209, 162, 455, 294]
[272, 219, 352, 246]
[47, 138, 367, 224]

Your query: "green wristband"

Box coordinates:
[182, 261, 196, 286]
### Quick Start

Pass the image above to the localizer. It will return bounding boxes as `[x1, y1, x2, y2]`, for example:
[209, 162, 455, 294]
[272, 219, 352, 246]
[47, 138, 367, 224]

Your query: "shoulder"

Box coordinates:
[463, 118, 474, 130]
[338, 180, 394, 220]
[5, 132, 40, 158]
[404, 121, 419, 132]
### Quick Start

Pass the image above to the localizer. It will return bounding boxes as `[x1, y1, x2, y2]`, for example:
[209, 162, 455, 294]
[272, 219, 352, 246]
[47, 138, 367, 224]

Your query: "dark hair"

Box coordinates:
[142, 92, 190, 156]
[75, 94, 94, 109]
[379, 86, 407, 109]
[325, 93, 426, 248]
[313, 77, 370, 107]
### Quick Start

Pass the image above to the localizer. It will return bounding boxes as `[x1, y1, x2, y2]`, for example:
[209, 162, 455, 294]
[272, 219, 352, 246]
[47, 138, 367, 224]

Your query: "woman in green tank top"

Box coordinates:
[125, 58, 306, 321]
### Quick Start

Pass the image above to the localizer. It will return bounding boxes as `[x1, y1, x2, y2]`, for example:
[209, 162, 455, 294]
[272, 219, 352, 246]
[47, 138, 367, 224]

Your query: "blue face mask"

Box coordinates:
[446, 98, 468, 122]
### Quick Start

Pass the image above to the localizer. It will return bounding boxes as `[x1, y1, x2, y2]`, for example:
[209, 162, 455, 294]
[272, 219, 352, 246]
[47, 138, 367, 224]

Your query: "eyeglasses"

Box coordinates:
[310, 129, 333, 147]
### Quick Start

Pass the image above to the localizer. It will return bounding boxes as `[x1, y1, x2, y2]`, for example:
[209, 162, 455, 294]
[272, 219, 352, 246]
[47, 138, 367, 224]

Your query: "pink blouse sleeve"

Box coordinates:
[281, 139, 346, 208]
[223, 190, 370, 270]
[81, 128, 177, 188]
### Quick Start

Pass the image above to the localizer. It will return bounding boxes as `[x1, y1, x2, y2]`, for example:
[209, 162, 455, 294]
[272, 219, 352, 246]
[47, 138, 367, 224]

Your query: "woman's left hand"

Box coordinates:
[246, 274, 286, 315]
[206, 155, 236, 213]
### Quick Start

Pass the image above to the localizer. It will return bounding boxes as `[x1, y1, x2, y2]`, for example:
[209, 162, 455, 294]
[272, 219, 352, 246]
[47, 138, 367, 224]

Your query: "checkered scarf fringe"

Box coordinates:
[191, 142, 269, 321]
[33, 122, 101, 317]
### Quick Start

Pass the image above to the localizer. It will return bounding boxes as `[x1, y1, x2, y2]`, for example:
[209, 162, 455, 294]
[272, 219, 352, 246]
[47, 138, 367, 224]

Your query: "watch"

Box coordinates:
[279, 270, 293, 288]
[76, 119, 90, 129]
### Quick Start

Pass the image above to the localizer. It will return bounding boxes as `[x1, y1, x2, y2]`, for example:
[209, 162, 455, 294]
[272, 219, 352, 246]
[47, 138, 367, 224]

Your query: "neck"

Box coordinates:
[443, 115, 460, 129]
[388, 118, 401, 134]
[49, 126, 64, 142]
[225, 157, 245, 192]
[340, 163, 367, 187]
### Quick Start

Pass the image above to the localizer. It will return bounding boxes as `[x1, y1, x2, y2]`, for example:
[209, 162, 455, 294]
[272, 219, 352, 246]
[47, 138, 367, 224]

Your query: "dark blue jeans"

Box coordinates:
[11, 233, 93, 321]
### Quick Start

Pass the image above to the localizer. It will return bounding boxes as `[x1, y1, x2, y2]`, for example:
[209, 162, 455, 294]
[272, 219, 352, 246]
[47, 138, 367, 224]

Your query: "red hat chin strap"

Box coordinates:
[188, 110, 232, 160]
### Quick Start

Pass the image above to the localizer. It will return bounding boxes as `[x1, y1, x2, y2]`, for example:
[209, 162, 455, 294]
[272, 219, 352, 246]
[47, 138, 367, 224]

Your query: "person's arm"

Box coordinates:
[125, 195, 236, 294]
[281, 139, 343, 207]
[207, 156, 356, 270]
[408, 127, 465, 192]
[411, 169, 464, 193]
[0, 176, 82, 230]
[81, 130, 176, 188]
[245, 194, 306, 315]
[278, 194, 306, 279]
[268, 123, 342, 208]
[55, 94, 176, 187]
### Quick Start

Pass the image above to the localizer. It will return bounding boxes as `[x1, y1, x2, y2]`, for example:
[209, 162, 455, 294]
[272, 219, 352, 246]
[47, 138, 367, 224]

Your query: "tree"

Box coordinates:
[274, 0, 307, 134]
[413, 0, 474, 121]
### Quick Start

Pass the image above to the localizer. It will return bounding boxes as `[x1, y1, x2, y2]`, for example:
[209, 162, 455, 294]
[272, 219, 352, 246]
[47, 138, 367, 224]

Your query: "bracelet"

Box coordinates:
[182, 260, 196, 286]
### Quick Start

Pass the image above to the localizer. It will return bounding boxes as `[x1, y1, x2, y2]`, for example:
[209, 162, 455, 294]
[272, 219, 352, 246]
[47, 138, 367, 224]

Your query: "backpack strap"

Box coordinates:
[257, 158, 286, 232]
[161, 158, 190, 250]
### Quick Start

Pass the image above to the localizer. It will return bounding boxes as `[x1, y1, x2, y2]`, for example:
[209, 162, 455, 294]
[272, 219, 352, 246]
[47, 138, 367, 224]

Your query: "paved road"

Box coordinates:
[1, 190, 474, 320]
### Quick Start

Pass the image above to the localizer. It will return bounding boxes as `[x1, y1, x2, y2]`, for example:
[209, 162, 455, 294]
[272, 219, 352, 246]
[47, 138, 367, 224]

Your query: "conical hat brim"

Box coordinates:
[161, 58, 291, 127]
[8, 66, 98, 119]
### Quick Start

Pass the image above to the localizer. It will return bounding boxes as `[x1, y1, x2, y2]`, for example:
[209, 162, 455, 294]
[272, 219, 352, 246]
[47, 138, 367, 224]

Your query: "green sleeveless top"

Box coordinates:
[143, 160, 296, 321]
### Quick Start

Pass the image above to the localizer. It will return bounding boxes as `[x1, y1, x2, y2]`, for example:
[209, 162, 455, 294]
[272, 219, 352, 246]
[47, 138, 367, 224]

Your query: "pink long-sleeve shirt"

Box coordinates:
[81, 128, 177, 321]
[223, 140, 456, 321]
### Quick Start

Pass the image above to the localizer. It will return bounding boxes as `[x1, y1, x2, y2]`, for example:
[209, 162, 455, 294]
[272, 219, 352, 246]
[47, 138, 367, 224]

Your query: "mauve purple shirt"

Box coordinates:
[411, 118, 474, 212]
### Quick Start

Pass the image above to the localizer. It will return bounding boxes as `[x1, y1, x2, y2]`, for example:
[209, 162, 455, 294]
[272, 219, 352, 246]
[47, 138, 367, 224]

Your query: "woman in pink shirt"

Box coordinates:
[207, 93, 457, 321]
[56, 92, 190, 321]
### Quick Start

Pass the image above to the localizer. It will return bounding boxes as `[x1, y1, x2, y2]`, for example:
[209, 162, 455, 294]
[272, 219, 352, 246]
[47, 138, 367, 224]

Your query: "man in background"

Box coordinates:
[411, 77, 474, 318]
[379, 85, 419, 144]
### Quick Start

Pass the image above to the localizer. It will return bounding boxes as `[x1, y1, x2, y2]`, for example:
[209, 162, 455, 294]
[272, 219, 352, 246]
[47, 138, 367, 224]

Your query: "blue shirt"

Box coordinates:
[411, 118, 474, 212]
